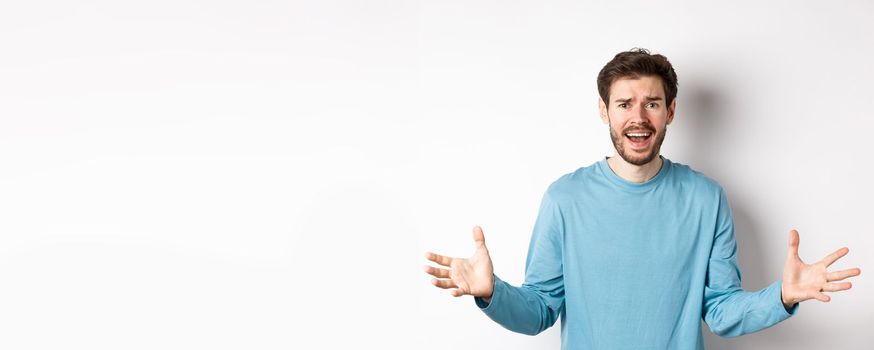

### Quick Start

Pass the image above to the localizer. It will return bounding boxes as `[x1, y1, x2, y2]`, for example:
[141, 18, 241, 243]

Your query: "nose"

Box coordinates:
[630, 103, 648, 124]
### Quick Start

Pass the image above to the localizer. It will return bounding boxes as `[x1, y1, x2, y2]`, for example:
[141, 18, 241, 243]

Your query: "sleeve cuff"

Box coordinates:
[474, 274, 504, 312]
[773, 279, 799, 317]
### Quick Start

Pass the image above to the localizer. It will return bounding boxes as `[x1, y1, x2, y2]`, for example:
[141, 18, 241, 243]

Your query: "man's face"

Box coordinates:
[598, 75, 676, 166]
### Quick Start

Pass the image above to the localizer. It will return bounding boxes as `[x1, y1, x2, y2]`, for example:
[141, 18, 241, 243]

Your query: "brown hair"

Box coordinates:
[597, 48, 678, 109]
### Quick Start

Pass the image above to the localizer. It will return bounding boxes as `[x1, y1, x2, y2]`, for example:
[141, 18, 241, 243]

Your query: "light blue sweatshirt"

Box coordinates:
[475, 156, 797, 349]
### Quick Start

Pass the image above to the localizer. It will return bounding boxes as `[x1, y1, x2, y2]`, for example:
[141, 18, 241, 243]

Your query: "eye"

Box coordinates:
[646, 102, 659, 109]
[618, 103, 628, 109]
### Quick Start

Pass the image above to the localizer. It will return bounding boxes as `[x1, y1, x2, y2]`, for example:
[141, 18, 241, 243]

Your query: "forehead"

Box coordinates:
[609, 75, 665, 99]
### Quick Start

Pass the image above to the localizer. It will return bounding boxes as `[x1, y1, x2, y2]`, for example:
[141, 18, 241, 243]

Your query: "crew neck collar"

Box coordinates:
[597, 155, 671, 192]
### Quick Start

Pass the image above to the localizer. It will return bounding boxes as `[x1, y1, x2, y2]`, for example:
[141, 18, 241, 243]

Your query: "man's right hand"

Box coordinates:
[424, 226, 495, 301]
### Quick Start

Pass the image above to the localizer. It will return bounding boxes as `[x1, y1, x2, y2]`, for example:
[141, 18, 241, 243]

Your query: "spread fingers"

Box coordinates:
[425, 252, 453, 267]
[423, 265, 450, 278]
[431, 278, 458, 289]
[821, 282, 853, 292]
[827, 268, 862, 282]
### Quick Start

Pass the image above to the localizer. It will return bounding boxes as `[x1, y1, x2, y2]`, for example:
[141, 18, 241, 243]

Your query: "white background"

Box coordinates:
[0, 0, 871, 349]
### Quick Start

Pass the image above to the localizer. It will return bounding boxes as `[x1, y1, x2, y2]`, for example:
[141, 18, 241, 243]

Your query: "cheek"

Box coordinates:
[649, 110, 669, 121]
[609, 117, 631, 131]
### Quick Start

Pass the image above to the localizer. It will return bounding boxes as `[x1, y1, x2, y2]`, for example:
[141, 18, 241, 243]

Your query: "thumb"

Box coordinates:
[473, 225, 487, 249]
[787, 229, 800, 261]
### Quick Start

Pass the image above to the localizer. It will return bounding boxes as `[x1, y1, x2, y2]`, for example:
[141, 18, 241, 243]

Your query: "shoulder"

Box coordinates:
[541, 161, 601, 202]
[666, 158, 726, 198]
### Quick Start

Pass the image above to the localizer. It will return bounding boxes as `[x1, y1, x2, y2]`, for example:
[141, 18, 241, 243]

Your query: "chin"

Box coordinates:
[618, 141, 661, 166]
[620, 152, 658, 166]
[610, 127, 667, 166]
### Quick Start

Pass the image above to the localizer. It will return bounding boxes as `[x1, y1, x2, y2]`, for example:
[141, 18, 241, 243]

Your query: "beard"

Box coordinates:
[608, 121, 667, 166]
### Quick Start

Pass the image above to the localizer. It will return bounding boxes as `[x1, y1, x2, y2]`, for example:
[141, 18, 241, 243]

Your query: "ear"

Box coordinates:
[598, 97, 609, 124]
[666, 99, 676, 125]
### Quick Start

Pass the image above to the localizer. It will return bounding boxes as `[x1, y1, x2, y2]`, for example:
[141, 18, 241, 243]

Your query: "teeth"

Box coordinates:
[626, 132, 651, 137]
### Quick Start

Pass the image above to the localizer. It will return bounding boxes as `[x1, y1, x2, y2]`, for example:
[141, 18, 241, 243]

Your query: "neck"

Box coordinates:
[606, 153, 663, 183]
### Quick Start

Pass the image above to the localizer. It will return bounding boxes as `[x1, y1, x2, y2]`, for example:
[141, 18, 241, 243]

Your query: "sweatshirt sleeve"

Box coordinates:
[472, 190, 566, 336]
[702, 188, 799, 337]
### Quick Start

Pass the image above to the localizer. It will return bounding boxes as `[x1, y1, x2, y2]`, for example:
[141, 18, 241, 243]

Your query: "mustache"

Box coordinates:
[622, 125, 656, 133]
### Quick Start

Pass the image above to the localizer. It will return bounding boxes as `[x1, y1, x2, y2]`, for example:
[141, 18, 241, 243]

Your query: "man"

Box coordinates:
[423, 48, 861, 348]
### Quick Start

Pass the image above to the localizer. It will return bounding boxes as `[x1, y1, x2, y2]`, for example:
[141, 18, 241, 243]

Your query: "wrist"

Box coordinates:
[481, 275, 495, 303]
[780, 283, 797, 309]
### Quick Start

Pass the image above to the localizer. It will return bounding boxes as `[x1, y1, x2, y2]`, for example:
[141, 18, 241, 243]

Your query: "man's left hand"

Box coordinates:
[781, 229, 861, 309]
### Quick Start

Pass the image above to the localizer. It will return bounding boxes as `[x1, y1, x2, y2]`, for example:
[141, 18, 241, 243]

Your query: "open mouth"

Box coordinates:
[624, 130, 653, 149]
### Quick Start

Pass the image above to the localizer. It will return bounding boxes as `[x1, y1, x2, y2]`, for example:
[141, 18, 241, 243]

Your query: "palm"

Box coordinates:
[424, 226, 495, 298]
[781, 229, 861, 306]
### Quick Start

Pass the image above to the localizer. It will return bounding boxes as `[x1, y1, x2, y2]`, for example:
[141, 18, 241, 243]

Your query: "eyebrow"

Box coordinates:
[613, 96, 664, 103]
